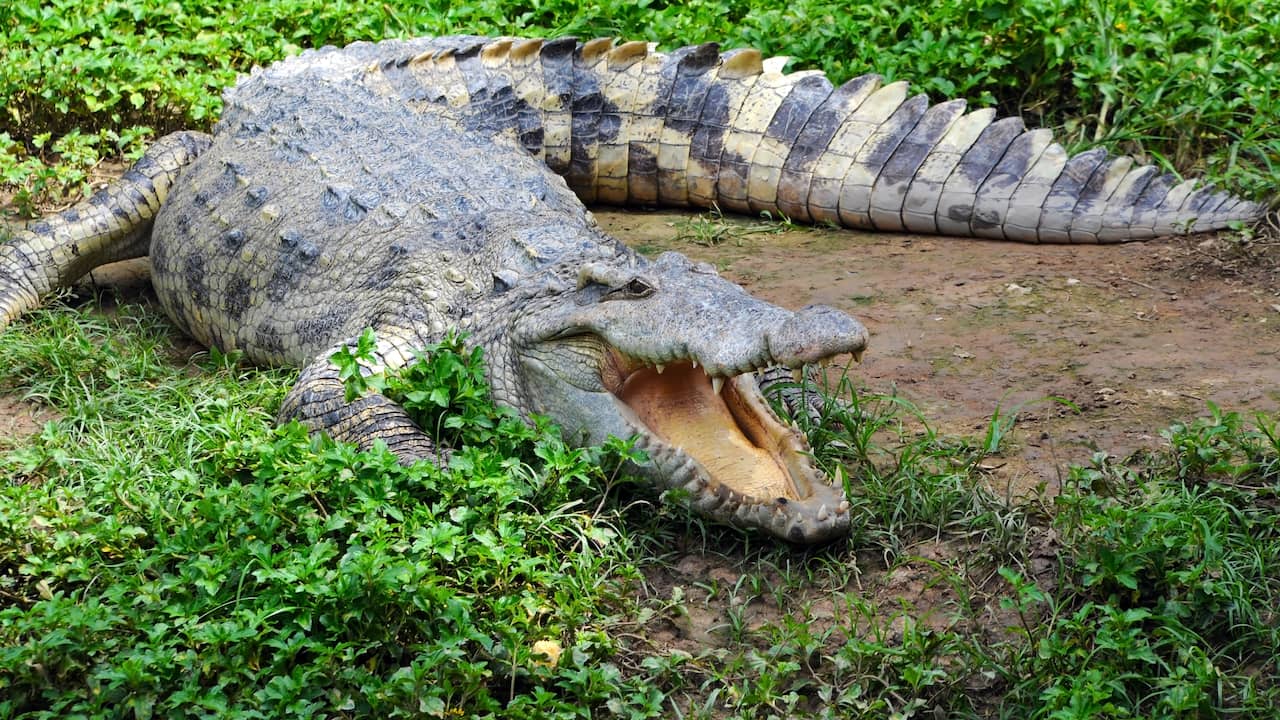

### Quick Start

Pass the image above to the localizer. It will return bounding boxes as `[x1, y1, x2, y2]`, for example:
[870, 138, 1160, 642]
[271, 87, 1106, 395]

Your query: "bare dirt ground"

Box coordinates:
[593, 209, 1280, 700]
[598, 209, 1280, 496]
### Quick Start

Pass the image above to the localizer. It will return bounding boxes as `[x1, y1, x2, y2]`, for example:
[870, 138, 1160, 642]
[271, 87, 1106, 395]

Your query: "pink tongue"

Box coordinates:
[616, 363, 797, 500]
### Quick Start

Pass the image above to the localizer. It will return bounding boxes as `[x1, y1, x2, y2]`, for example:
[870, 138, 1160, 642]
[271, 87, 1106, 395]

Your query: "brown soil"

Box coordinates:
[592, 209, 1279, 706]
[0, 394, 58, 445]
[597, 209, 1280, 496]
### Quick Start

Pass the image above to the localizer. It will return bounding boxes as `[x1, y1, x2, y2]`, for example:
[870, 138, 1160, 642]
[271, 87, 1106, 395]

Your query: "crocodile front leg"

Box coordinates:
[278, 328, 447, 464]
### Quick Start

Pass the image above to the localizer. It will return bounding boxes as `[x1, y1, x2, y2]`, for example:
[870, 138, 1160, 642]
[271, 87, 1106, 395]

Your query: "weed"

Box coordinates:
[670, 205, 790, 247]
[3, 0, 1276, 219]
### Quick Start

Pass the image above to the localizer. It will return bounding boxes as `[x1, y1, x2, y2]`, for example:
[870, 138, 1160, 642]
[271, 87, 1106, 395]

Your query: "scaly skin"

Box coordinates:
[0, 35, 1266, 542]
[0, 133, 211, 332]
[355, 35, 1264, 241]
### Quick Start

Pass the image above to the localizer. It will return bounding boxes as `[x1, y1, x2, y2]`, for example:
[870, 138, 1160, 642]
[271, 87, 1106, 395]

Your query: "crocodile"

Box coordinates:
[0, 35, 1265, 543]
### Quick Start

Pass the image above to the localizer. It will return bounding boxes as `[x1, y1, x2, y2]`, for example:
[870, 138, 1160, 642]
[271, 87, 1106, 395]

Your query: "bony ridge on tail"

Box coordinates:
[0, 35, 1265, 542]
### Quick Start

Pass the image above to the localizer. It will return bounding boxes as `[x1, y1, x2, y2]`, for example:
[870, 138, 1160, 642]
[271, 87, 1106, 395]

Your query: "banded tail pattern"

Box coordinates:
[356, 35, 1264, 243]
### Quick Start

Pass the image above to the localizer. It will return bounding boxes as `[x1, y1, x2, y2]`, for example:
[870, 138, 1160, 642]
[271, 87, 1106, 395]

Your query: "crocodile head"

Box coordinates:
[492, 249, 869, 543]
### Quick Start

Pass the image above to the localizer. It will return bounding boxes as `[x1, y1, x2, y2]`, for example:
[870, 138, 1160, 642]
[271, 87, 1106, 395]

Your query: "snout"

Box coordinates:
[767, 304, 869, 366]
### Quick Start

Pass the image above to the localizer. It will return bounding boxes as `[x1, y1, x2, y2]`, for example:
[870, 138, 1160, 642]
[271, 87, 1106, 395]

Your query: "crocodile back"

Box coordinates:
[152, 51, 601, 365]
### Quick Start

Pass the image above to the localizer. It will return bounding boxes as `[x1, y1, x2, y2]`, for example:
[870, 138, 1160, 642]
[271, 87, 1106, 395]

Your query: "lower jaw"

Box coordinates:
[587, 351, 852, 540]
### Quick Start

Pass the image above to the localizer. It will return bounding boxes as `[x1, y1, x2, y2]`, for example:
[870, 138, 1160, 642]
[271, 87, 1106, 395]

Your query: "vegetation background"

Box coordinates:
[0, 1, 1278, 718]
[2, 0, 1277, 216]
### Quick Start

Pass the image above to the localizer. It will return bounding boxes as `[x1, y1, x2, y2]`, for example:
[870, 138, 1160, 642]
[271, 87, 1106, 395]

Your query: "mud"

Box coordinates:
[0, 394, 57, 446]
[597, 209, 1280, 496]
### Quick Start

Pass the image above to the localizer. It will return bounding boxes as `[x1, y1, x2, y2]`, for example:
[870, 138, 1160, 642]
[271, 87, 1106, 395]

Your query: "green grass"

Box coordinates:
[0, 297, 1276, 717]
[2, 0, 1277, 215]
[0, 305, 655, 717]
[669, 206, 796, 247]
[2, 1, 1279, 716]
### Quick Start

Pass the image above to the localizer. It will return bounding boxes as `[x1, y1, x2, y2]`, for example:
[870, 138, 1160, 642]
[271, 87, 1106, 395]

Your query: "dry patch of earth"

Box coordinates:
[598, 209, 1280, 497]
[0, 394, 57, 446]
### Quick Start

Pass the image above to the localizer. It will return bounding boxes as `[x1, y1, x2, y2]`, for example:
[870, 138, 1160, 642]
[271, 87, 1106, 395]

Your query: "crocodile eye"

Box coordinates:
[604, 277, 655, 300]
[625, 278, 653, 295]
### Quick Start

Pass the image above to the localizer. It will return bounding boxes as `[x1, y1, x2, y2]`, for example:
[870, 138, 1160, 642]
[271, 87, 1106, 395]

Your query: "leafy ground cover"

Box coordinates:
[0, 292, 1277, 717]
[2, 0, 1279, 717]
[2, 0, 1277, 216]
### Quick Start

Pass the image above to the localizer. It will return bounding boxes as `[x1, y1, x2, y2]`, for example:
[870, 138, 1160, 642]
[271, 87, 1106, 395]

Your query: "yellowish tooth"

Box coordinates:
[691, 360, 698, 369]
[852, 349, 865, 363]
[655, 363, 665, 374]
[791, 367, 803, 383]
[711, 376, 724, 395]
[834, 465, 846, 487]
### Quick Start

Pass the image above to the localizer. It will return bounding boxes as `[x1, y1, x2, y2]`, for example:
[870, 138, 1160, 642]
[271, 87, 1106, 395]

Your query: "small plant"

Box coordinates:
[670, 205, 790, 247]
[5, 0, 1273, 214]
[332, 329, 519, 452]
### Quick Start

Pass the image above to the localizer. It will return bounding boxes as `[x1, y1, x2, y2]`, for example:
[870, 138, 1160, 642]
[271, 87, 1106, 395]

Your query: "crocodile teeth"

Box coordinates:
[655, 363, 664, 374]
[817, 504, 830, 522]
[691, 360, 697, 369]
[852, 349, 864, 363]
[711, 376, 724, 395]
[792, 367, 804, 383]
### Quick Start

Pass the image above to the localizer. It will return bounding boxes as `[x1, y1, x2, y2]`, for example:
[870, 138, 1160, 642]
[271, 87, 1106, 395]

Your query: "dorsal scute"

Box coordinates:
[510, 38, 544, 64]
[607, 40, 650, 70]
[480, 38, 515, 66]
[579, 37, 616, 65]
[719, 48, 763, 80]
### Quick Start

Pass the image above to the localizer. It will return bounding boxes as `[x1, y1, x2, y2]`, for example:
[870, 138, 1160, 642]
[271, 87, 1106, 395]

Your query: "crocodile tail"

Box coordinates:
[0, 131, 211, 331]
[378, 36, 1265, 243]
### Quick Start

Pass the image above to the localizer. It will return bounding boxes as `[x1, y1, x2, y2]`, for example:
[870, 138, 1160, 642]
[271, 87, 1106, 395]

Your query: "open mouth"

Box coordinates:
[598, 348, 851, 539]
